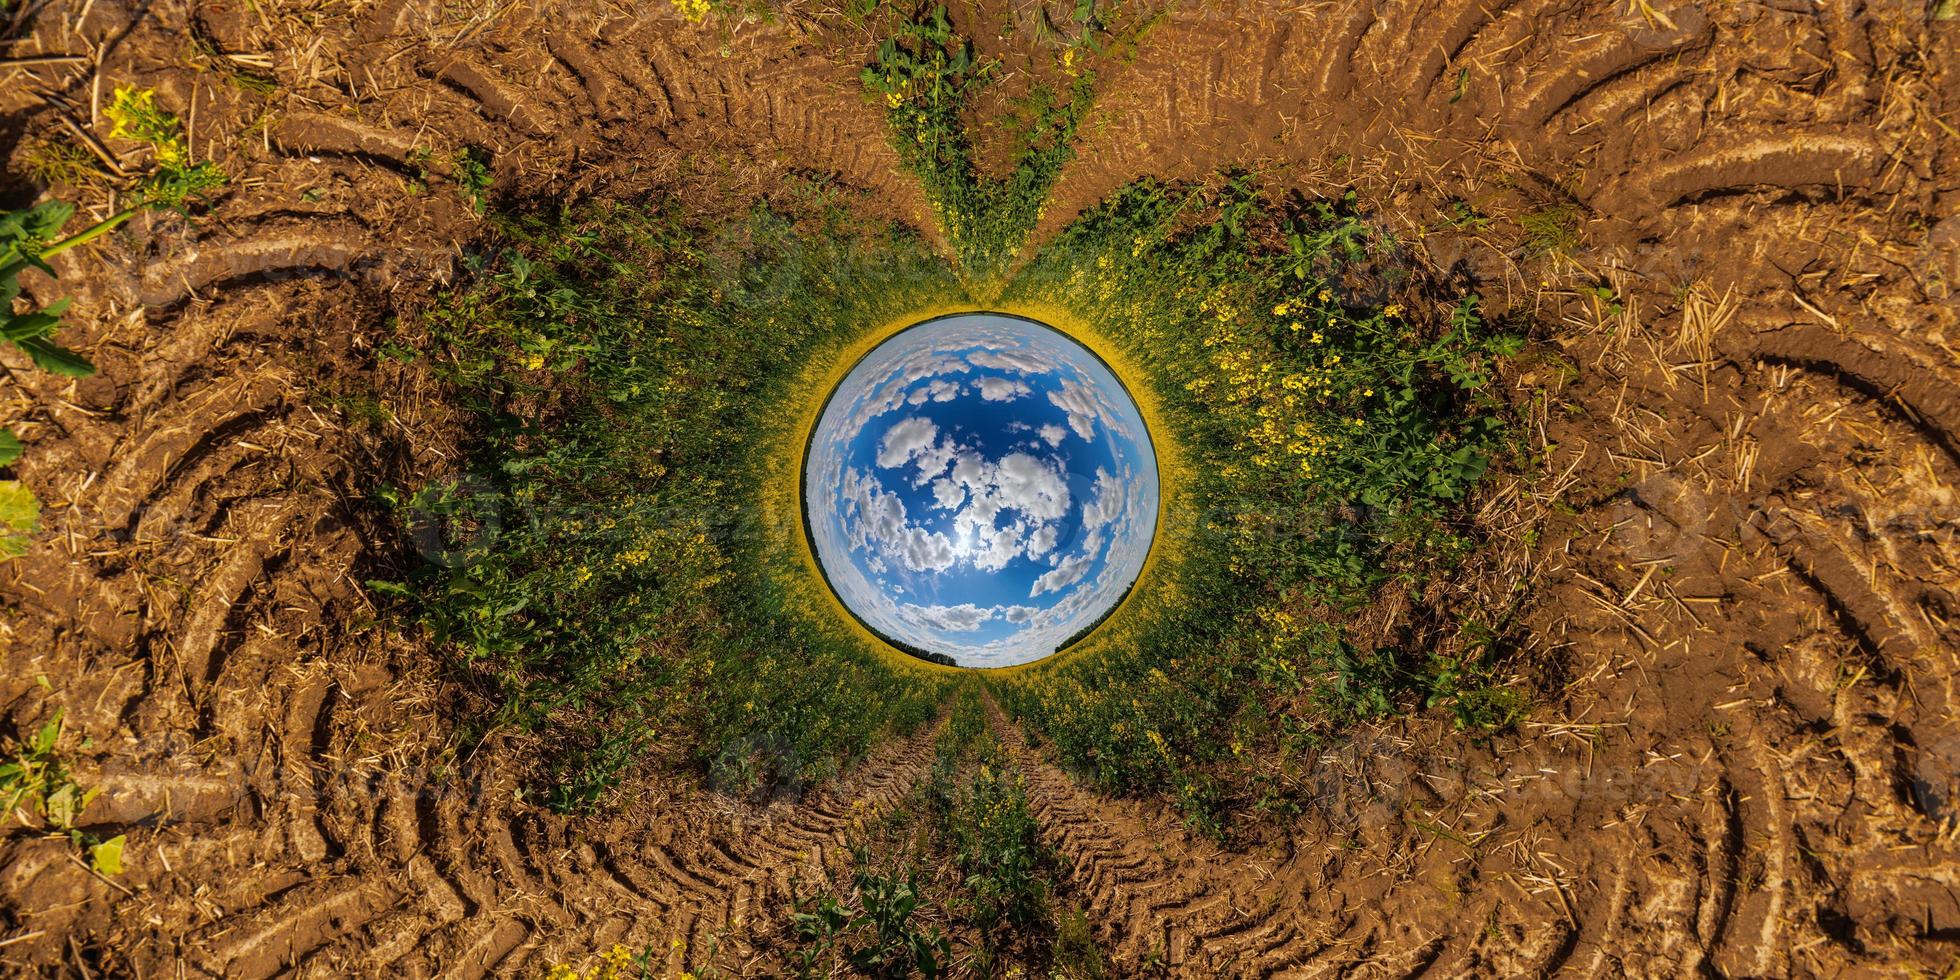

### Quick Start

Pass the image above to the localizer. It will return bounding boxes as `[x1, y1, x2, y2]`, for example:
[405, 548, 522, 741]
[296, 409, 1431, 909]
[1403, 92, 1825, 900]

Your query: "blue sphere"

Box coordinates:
[805, 313, 1160, 668]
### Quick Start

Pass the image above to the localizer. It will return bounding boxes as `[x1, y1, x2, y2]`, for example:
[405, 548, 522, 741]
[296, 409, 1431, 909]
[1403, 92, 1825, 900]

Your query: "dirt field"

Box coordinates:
[2, 0, 1957, 976]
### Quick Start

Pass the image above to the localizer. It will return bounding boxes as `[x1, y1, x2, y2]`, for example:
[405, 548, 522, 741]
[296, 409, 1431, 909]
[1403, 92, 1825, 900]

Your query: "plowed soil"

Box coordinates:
[2, 1, 1956, 976]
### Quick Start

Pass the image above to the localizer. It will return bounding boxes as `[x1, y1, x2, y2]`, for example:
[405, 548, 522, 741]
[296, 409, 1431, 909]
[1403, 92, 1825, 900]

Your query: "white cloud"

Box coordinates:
[900, 526, 956, 572]
[1080, 468, 1122, 531]
[978, 376, 1032, 401]
[840, 467, 956, 574]
[951, 451, 991, 491]
[900, 602, 995, 632]
[1027, 524, 1058, 558]
[969, 349, 1051, 374]
[1039, 424, 1066, 447]
[1047, 382, 1101, 441]
[907, 379, 962, 405]
[909, 438, 958, 486]
[1030, 553, 1094, 597]
[930, 477, 965, 510]
[992, 452, 1070, 522]
[974, 522, 1025, 572]
[876, 416, 939, 469]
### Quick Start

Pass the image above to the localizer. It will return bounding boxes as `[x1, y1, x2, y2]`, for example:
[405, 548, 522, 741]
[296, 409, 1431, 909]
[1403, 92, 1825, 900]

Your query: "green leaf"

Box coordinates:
[0, 428, 20, 466]
[0, 201, 75, 249]
[44, 782, 78, 828]
[3, 309, 64, 342]
[90, 834, 126, 876]
[0, 480, 41, 559]
[15, 335, 95, 376]
[32, 711, 63, 755]
[364, 579, 416, 600]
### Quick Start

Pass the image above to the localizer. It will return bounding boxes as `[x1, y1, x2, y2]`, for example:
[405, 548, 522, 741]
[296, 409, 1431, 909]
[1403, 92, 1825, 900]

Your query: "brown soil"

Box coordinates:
[2, 1, 1956, 977]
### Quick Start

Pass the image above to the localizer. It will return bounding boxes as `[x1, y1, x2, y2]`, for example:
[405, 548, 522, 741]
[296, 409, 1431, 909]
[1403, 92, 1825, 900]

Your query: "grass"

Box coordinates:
[989, 173, 1525, 836]
[391, 183, 958, 810]
[772, 685, 1090, 978]
[1520, 205, 1582, 256]
[861, 4, 1094, 287]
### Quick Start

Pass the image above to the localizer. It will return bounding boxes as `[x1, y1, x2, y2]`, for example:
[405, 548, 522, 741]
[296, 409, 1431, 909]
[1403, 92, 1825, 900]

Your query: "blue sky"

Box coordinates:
[805, 313, 1159, 667]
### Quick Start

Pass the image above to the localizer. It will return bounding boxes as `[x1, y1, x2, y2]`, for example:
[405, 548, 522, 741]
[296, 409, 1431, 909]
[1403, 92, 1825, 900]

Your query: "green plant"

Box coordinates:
[1442, 199, 1488, 230]
[2, 83, 227, 517]
[862, 5, 1094, 284]
[991, 179, 1523, 833]
[1520, 204, 1581, 256]
[0, 480, 37, 559]
[399, 189, 951, 810]
[102, 85, 228, 209]
[3, 201, 102, 376]
[1051, 908, 1107, 979]
[945, 753, 1050, 937]
[0, 707, 125, 875]
[789, 857, 950, 978]
[454, 146, 493, 212]
[18, 137, 104, 189]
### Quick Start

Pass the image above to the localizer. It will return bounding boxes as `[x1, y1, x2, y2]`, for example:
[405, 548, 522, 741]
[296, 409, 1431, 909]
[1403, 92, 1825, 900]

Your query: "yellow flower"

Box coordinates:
[103, 85, 160, 141]
[669, 0, 712, 21]
[522, 352, 545, 370]
[153, 138, 187, 167]
[1382, 303, 1404, 318]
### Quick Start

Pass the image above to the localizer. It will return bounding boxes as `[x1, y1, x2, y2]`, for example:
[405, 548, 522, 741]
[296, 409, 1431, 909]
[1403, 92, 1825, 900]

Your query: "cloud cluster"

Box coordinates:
[850, 413, 1075, 577]
[804, 314, 1160, 666]
[978, 377, 1032, 401]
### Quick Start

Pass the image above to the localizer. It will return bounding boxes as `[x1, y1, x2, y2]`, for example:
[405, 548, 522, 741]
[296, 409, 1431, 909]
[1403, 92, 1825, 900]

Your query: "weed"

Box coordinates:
[790, 856, 951, 977]
[18, 137, 104, 189]
[1520, 205, 1581, 256]
[0, 480, 38, 559]
[102, 85, 227, 208]
[3, 201, 102, 377]
[669, 0, 714, 21]
[0, 707, 125, 875]
[399, 191, 951, 809]
[1, 84, 227, 522]
[454, 146, 493, 213]
[863, 5, 1093, 284]
[1442, 199, 1489, 231]
[1051, 908, 1107, 979]
[992, 177, 1522, 833]
[946, 756, 1050, 939]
